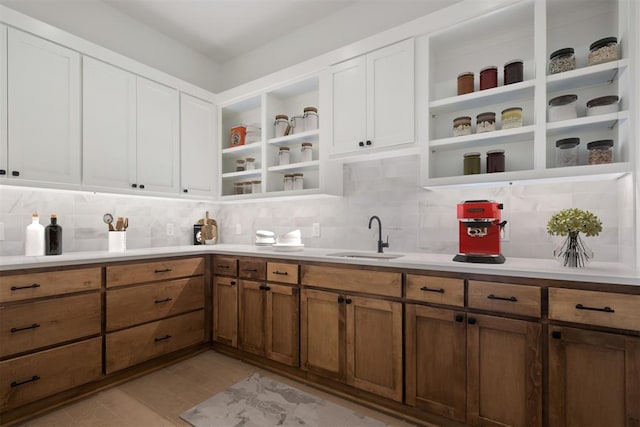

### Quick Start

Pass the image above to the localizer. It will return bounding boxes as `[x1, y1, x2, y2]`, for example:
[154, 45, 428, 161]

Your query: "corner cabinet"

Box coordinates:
[329, 38, 415, 157]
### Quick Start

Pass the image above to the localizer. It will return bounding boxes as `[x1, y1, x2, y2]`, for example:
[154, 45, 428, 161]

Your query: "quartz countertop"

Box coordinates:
[1, 244, 638, 287]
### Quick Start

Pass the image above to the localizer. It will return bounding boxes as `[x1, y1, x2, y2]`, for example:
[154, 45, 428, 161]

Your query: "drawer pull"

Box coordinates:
[229, 281, 236, 286]
[455, 314, 464, 322]
[154, 334, 172, 342]
[272, 271, 289, 275]
[217, 265, 230, 269]
[11, 375, 40, 388]
[243, 268, 258, 272]
[10, 283, 41, 291]
[345, 298, 352, 304]
[576, 304, 615, 313]
[551, 331, 562, 339]
[154, 268, 172, 273]
[11, 323, 40, 333]
[259, 285, 271, 291]
[154, 297, 173, 304]
[420, 286, 445, 294]
[337, 296, 345, 304]
[487, 294, 518, 302]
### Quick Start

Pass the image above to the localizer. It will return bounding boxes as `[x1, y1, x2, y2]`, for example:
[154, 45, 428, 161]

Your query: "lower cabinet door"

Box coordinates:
[466, 314, 542, 427]
[239, 280, 265, 356]
[213, 276, 238, 347]
[106, 310, 204, 374]
[548, 326, 640, 427]
[405, 304, 466, 422]
[0, 338, 102, 411]
[265, 284, 299, 367]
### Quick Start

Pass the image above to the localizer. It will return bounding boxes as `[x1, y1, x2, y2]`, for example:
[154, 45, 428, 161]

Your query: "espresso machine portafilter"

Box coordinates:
[453, 200, 507, 264]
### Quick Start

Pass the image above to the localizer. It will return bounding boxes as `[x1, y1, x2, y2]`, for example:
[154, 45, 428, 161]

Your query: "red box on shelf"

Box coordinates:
[229, 125, 246, 147]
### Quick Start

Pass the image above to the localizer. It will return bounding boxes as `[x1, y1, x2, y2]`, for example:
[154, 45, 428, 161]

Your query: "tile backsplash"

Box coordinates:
[0, 155, 628, 264]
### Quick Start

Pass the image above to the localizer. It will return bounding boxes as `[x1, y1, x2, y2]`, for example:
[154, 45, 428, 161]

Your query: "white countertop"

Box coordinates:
[1, 244, 638, 287]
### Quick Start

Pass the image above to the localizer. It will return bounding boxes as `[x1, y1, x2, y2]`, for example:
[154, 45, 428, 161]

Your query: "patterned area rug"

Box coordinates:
[180, 373, 389, 426]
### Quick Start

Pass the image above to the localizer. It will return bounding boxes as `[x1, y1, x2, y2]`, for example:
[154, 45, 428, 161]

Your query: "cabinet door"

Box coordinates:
[238, 280, 265, 356]
[82, 57, 136, 190]
[265, 284, 299, 367]
[213, 276, 238, 347]
[405, 304, 466, 422]
[136, 76, 179, 193]
[180, 93, 216, 197]
[0, 24, 6, 178]
[300, 289, 344, 380]
[548, 326, 640, 427]
[7, 28, 80, 185]
[329, 56, 367, 155]
[366, 38, 414, 149]
[345, 295, 403, 402]
[467, 314, 542, 427]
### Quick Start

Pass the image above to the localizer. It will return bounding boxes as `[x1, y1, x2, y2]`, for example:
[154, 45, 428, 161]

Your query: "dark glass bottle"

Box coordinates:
[45, 214, 62, 255]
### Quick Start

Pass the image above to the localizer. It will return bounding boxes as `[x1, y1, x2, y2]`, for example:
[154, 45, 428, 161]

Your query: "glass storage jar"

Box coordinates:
[234, 182, 244, 195]
[549, 48, 576, 74]
[476, 112, 496, 133]
[279, 146, 290, 165]
[588, 37, 619, 66]
[301, 142, 313, 162]
[587, 140, 613, 165]
[245, 157, 255, 170]
[463, 152, 481, 175]
[235, 159, 246, 171]
[251, 180, 262, 194]
[243, 181, 252, 194]
[283, 174, 294, 191]
[504, 60, 523, 85]
[555, 138, 580, 167]
[486, 150, 505, 173]
[501, 107, 523, 129]
[274, 114, 290, 138]
[303, 107, 318, 131]
[453, 116, 472, 136]
[293, 173, 304, 191]
[548, 94, 578, 122]
[457, 72, 474, 95]
[586, 95, 619, 116]
[290, 115, 305, 134]
[480, 66, 498, 90]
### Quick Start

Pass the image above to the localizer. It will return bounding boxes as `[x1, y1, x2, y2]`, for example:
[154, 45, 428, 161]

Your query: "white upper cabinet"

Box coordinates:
[83, 57, 137, 190]
[180, 93, 217, 197]
[0, 25, 6, 179]
[6, 28, 81, 186]
[136, 77, 180, 194]
[329, 38, 415, 156]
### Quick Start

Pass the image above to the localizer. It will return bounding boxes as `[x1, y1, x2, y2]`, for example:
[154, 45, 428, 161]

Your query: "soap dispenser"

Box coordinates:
[25, 213, 45, 256]
[45, 213, 63, 255]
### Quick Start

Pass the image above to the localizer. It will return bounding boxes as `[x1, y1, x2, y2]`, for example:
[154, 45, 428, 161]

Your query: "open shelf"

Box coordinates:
[430, 126, 535, 152]
[267, 160, 320, 173]
[268, 129, 319, 146]
[221, 169, 262, 179]
[546, 59, 629, 93]
[546, 111, 629, 136]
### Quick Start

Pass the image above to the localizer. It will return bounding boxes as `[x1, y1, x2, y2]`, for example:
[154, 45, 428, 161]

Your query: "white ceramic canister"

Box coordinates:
[586, 95, 619, 116]
[25, 213, 45, 256]
[279, 146, 290, 165]
[301, 142, 313, 162]
[108, 231, 126, 252]
[274, 115, 289, 138]
[290, 115, 305, 134]
[548, 94, 578, 122]
[283, 174, 294, 191]
[303, 107, 318, 132]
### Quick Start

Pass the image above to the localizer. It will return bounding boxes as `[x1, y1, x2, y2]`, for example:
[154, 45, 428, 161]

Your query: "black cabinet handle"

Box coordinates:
[154, 268, 172, 273]
[420, 286, 445, 294]
[487, 294, 518, 302]
[576, 304, 614, 313]
[259, 285, 271, 291]
[273, 271, 288, 275]
[0, 169, 6, 175]
[218, 265, 230, 269]
[468, 317, 477, 325]
[183, 189, 188, 193]
[358, 141, 364, 147]
[154, 297, 172, 304]
[11, 375, 40, 388]
[243, 268, 258, 272]
[345, 298, 352, 304]
[337, 296, 345, 304]
[154, 334, 172, 342]
[455, 314, 464, 322]
[139, 184, 145, 189]
[551, 331, 562, 340]
[11, 171, 19, 177]
[11, 323, 40, 333]
[365, 140, 372, 146]
[229, 281, 236, 286]
[11, 283, 40, 291]
[131, 183, 137, 188]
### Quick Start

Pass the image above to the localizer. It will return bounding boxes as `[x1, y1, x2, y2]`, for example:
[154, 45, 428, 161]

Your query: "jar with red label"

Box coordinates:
[480, 66, 497, 90]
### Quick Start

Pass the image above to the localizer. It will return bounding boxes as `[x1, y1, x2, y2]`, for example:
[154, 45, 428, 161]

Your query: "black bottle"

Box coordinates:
[45, 214, 62, 255]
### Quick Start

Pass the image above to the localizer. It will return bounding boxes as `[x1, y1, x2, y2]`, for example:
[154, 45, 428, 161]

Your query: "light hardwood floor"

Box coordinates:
[18, 350, 416, 426]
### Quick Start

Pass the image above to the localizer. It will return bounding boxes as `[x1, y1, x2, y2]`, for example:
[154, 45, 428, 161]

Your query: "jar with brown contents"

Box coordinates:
[587, 140, 613, 165]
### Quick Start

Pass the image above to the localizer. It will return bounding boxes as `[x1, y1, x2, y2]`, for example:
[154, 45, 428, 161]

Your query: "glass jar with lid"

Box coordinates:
[303, 107, 318, 131]
[274, 114, 289, 138]
[235, 159, 246, 171]
[480, 66, 497, 90]
[486, 150, 505, 173]
[588, 37, 619, 65]
[555, 138, 580, 167]
[457, 72, 474, 95]
[453, 116, 472, 136]
[301, 142, 313, 162]
[476, 112, 496, 133]
[586, 95, 619, 116]
[549, 48, 576, 74]
[279, 146, 290, 165]
[504, 60, 523, 84]
[234, 182, 244, 195]
[245, 157, 256, 170]
[251, 180, 262, 193]
[283, 174, 294, 191]
[501, 107, 523, 129]
[463, 152, 481, 175]
[548, 94, 578, 122]
[587, 140, 613, 165]
[293, 173, 304, 191]
[290, 115, 305, 134]
[243, 181, 252, 194]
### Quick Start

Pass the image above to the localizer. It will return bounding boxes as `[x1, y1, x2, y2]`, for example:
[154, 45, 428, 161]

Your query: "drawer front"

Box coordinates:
[549, 288, 640, 331]
[106, 277, 204, 331]
[239, 259, 266, 280]
[267, 262, 299, 285]
[213, 256, 238, 276]
[0, 337, 102, 411]
[406, 275, 464, 307]
[0, 293, 101, 357]
[105, 310, 204, 373]
[0, 267, 101, 303]
[301, 265, 401, 298]
[106, 257, 205, 288]
[468, 281, 541, 318]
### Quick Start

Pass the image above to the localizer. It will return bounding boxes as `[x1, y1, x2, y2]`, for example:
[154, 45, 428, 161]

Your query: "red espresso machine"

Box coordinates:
[453, 200, 507, 264]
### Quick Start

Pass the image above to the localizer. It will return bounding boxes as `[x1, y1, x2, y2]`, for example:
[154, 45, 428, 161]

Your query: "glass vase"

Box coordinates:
[554, 231, 593, 268]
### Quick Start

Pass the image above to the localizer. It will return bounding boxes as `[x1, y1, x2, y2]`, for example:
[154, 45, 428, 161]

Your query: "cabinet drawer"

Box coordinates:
[0, 293, 101, 357]
[0, 338, 102, 411]
[468, 281, 541, 318]
[0, 267, 101, 303]
[239, 259, 266, 280]
[406, 275, 464, 307]
[301, 265, 401, 298]
[213, 256, 238, 276]
[106, 257, 204, 288]
[267, 262, 299, 284]
[105, 310, 204, 373]
[106, 277, 204, 331]
[549, 288, 640, 331]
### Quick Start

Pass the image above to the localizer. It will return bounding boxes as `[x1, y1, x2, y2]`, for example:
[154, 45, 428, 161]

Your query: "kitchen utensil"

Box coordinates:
[453, 200, 507, 264]
[123, 218, 128, 230]
[115, 217, 125, 231]
[103, 213, 115, 231]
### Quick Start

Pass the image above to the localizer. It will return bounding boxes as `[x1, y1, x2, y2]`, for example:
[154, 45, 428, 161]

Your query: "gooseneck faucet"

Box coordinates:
[368, 215, 389, 253]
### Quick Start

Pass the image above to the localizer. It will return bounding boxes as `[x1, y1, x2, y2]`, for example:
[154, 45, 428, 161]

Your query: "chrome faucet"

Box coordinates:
[368, 215, 389, 253]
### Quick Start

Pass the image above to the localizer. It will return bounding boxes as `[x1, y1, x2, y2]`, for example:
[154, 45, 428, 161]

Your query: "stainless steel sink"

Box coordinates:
[326, 251, 405, 260]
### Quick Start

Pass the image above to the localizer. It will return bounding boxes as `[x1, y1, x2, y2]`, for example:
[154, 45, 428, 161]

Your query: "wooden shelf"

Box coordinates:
[430, 126, 535, 152]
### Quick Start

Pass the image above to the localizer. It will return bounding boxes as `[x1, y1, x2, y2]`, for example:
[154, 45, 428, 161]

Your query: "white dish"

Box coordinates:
[272, 243, 304, 252]
[255, 242, 274, 246]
